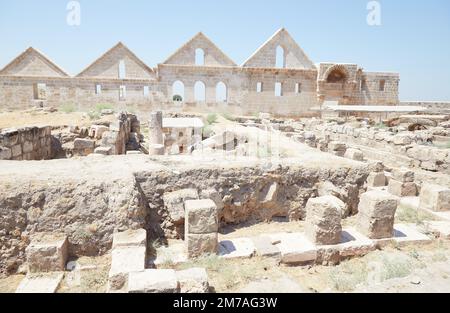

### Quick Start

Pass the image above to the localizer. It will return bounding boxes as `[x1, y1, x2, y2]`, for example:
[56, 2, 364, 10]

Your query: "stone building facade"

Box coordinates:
[0, 29, 400, 116]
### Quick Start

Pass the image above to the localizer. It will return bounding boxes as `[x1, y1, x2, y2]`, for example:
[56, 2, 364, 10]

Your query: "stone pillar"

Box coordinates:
[387, 168, 417, 197]
[357, 190, 398, 239]
[419, 183, 450, 212]
[148, 111, 164, 155]
[185, 199, 218, 259]
[305, 196, 343, 245]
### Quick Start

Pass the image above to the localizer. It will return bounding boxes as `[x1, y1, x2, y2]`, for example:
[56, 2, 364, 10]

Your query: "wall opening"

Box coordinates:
[119, 60, 126, 79]
[256, 82, 263, 93]
[379, 79, 386, 92]
[119, 85, 126, 101]
[194, 81, 206, 102]
[216, 81, 227, 103]
[33, 83, 47, 100]
[143, 86, 150, 97]
[326, 68, 347, 83]
[195, 48, 205, 66]
[275, 82, 283, 97]
[95, 84, 102, 95]
[275, 46, 285, 68]
[295, 83, 301, 94]
[172, 81, 185, 102]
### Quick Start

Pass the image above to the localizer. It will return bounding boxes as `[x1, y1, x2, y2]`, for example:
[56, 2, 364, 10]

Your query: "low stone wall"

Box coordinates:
[305, 121, 450, 174]
[0, 126, 53, 160]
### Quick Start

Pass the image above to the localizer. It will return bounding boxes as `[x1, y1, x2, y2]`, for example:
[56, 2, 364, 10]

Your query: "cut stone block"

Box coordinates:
[333, 228, 375, 258]
[112, 229, 147, 249]
[150, 240, 188, 267]
[148, 143, 164, 156]
[419, 183, 450, 212]
[176, 268, 209, 293]
[128, 269, 179, 293]
[388, 180, 417, 197]
[367, 172, 386, 187]
[305, 196, 343, 245]
[269, 233, 317, 264]
[108, 246, 146, 292]
[392, 168, 415, 183]
[374, 224, 431, 248]
[250, 236, 281, 259]
[344, 148, 364, 161]
[16, 272, 64, 293]
[26, 233, 68, 273]
[357, 190, 398, 239]
[219, 238, 256, 259]
[94, 146, 112, 155]
[163, 189, 199, 224]
[186, 233, 218, 259]
[185, 199, 218, 234]
[424, 221, 450, 239]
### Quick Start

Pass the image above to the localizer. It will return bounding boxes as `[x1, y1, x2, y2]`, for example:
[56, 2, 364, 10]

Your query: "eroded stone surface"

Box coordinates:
[305, 196, 343, 245]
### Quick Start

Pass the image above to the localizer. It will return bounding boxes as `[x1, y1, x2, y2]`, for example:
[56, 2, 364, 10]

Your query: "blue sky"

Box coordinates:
[0, 0, 449, 101]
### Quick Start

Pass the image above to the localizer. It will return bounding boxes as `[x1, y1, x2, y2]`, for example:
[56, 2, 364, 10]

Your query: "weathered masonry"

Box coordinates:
[0, 28, 400, 115]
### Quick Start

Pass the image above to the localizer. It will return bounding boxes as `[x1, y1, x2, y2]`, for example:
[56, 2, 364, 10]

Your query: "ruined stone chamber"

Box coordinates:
[0, 154, 370, 277]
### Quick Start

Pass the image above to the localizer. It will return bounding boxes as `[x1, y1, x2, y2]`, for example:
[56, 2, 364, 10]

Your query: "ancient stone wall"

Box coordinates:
[0, 126, 53, 160]
[305, 121, 450, 174]
[0, 30, 400, 115]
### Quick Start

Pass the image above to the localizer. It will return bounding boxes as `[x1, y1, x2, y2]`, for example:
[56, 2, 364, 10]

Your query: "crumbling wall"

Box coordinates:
[304, 121, 450, 174]
[0, 126, 53, 160]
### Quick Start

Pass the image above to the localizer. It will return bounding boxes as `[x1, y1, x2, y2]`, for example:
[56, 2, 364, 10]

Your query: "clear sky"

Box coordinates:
[1, 0, 449, 101]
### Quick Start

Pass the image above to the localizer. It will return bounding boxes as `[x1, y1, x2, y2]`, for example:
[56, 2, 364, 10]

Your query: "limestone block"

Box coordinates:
[94, 146, 112, 155]
[357, 190, 398, 239]
[89, 125, 109, 139]
[163, 189, 199, 224]
[186, 233, 218, 258]
[367, 172, 386, 187]
[74, 138, 95, 150]
[419, 183, 450, 212]
[11, 144, 22, 157]
[392, 168, 415, 183]
[344, 148, 364, 161]
[16, 272, 64, 293]
[185, 199, 218, 234]
[305, 196, 343, 245]
[218, 238, 256, 259]
[200, 188, 224, 211]
[108, 246, 146, 292]
[0, 146, 12, 160]
[176, 268, 209, 293]
[128, 269, 179, 293]
[22, 140, 33, 153]
[149, 143, 164, 155]
[250, 236, 281, 259]
[112, 229, 147, 249]
[388, 180, 417, 197]
[26, 233, 68, 273]
[328, 141, 346, 152]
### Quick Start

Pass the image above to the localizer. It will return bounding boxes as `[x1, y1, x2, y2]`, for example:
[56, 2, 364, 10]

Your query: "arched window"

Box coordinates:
[216, 82, 227, 103]
[172, 80, 185, 102]
[326, 69, 347, 83]
[194, 81, 206, 102]
[195, 48, 205, 66]
[275, 46, 285, 68]
[119, 60, 126, 79]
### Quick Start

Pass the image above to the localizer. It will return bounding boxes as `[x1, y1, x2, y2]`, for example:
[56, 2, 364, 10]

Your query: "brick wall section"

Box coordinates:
[0, 126, 53, 160]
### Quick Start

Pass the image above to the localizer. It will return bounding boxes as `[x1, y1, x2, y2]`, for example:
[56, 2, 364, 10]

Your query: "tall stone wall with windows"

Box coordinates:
[0, 29, 400, 115]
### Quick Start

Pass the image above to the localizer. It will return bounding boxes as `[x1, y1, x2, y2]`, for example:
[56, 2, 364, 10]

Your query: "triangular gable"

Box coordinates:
[0, 47, 69, 77]
[77, 42, 154, 78]
[163, 32, 236, 66]
[242, 28, 315, 69]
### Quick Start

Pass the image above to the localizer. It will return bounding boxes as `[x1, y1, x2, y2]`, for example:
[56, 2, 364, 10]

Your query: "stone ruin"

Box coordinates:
[2, 107, 450, 293]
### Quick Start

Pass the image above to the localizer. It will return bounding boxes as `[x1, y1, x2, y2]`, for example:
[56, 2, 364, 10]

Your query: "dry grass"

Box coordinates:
[0, 274, 25, 293]
[0, 110, 90, 129]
